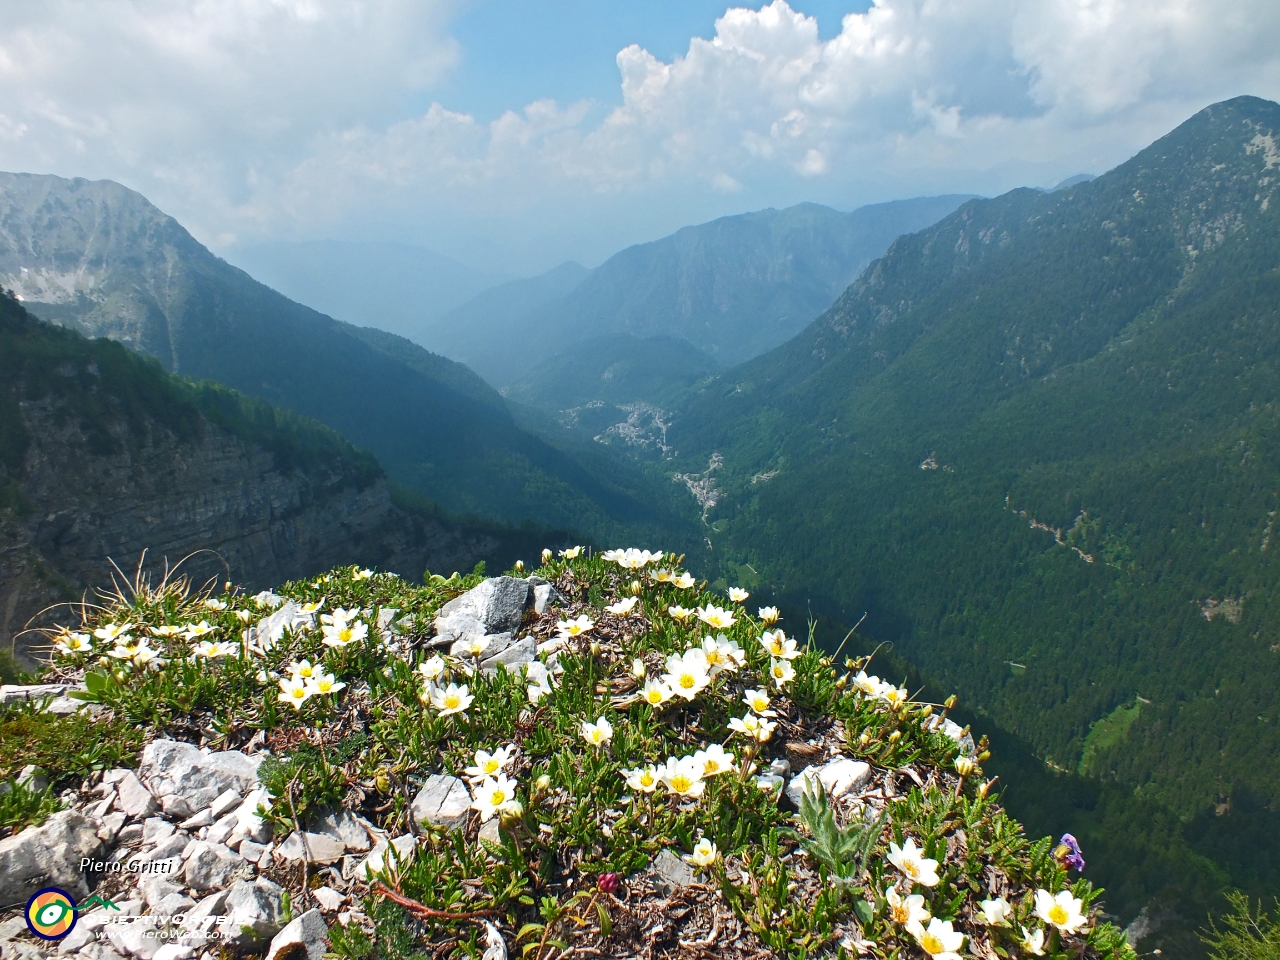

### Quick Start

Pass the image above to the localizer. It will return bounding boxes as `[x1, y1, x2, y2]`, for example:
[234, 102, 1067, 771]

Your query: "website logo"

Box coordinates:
[25, 889, 119, 940]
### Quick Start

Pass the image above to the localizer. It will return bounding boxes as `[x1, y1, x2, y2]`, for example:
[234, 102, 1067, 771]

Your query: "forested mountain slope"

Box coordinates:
[667, 96, 1280, 863]
[0, 294, 527, 667]
[428, 196, 974, 386]
[0, 173, 686, 537]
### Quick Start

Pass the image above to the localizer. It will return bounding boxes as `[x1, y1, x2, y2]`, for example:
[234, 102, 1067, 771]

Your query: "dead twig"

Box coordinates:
[373, 883, 501, 921]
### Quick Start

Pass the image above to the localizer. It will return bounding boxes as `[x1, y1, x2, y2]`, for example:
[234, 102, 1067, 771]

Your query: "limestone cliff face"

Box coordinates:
[0, 397, 496, 666]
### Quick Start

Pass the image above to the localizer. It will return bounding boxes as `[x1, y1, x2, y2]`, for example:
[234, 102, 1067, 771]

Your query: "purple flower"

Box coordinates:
[1054, 833, 1086, 872]
[597, 872, 620, 894]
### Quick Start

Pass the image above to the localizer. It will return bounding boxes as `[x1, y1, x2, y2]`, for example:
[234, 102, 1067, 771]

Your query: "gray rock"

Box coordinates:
[56, 918, 98, 954]
[138, 742, 262, 820]
[183, 841, 251, 892]
[768, 758, 791, 779]
[130, 833, 187, 868]
[215, 878, 285, 950]
[356, 834, 415, 879]
[0, 916, 28, 947]
[649, 849, 695, 894]
[754, 774, 785, 799]
[435, 577, 532, 650]
[178, 809, 213, 830]
[275, 831, 345, 864]
[7, 943, 53, 960]
[204, 813, 237, 847]
[208, 789, 241, 819]
[143, 818, 176, 844]
[43, 696, 85, 715]
[97, 812, 127, 845]
[150, 945, 195, 960]
[232, 790, 273, 844]
[310, 887, 345, 912]
[477, 819, 501, 846]
[532, 582, 562, 615]
[178, 890, 229, 937]
[115, 773, 159, 820]
[140, 876, 182, 909]
[308, 810, 372, 852]
[411, 775, 471, 830]
[238, 839, 270, 862]
[479, 637, 535, 672]
[104, 915, 163, 959]
[0, 809, 103, 902]
[784, 758, 873, 807]
[265, 909, 328, 960]
[79, 944, 128, 960]
[151, 893, 197, 921]
[0, 683, 69, 705]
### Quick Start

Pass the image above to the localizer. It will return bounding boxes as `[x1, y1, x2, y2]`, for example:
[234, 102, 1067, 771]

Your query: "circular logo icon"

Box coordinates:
[26, 888, 78, 940]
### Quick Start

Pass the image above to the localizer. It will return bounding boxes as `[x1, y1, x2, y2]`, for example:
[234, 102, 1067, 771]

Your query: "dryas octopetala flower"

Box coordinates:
[671, 572, 696, 590]
[430, 682, 474, 717]
[94, 623, 132, 645]
[465, 746, 516, 783]
[525, 661, 556, 704]
[193, 639, 238, 659]
[1034, 888, 1087, 935]
[471, 774, 521, 823]
[907, 918, 966, 960]
[881, 684, 910, 708]
[659, 755, 707, 798]
[559, 545, 582, 559]
[321, 608, 368, 648]
[640, 678, 674, 707]
[980, 897, 1012, 926]
[1021, 928, 1046, 956]
[685, 837, 718, 868]
[622, 765, 660, 793]
[182, 621, 215, 641]
[236, 609, 253, 623]
[702, 634, 745, 675]
[885, 887, 931, 926]
[606, 597, 639, 616]
[654, 568, 675, 583]
[278, 675, 312, 710]
[150, 624, 183, 638]
[662, 649, 712, 700]
[304, 669, 345, 696]
[54, 632, 93, 656]
[853, 671, 886, 697]
[742, 689, 776, 717]
[289, 659, 318, 681]
[667, 605, 694, 622]
[556, 615, 594, 640]
[761, 629, 800, 660]
[887, 837, 941, 887]
[460, 634, 491, 659]
[353, 568, 373, 580]
[601, 548, 661, 569]
[253, 591, 284, 609]
[769, 657, 797, 689]
[728, 587, 749, 603]
[581, 716, 614, 748]
[695, 605, 736, 630]
[694, 744, 736, 777]
[299, 600, 324, 615]
[204, 598, 228, 612]
[757, 606, 780, 625]
[728, 712, 777, 742]
[417, 655, 446, 682]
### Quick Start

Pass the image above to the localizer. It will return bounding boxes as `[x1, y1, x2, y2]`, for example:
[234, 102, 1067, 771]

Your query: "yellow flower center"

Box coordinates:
[903, 860, 920, 878]
[921, 933, 944, 955]
[445, 693, 461, 709]
[291, 689, 305, 700]
[491, 789, 507, 805]
[670, 774, 692, 792]
[640, 771, 655, 787]
[484, 760, 499, 773]
[679, 674, 696, 689]
[891, 904, 908, 923]
[1049, 905, 1068, 925]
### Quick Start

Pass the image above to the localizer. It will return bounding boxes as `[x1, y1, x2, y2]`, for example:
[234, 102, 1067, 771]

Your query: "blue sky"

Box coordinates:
[0, 0, 1277, 274]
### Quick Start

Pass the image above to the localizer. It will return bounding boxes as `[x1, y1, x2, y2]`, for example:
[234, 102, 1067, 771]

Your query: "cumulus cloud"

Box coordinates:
[0, 0, 1278, 266]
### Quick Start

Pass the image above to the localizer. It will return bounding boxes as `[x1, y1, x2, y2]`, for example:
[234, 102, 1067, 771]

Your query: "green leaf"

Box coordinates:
[854, 900, 874, 925]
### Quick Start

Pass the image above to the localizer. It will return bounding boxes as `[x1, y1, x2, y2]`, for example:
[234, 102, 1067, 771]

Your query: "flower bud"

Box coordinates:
[945, 695, 958, 709]
[590, 641, 601, 657]
[978, 750, 991, 763]
[598, 872, 620, 894]
[374, 770, 391, 794]
[955, 755, 977, 777]
[514, 560, 525, 572]
[834, 676, 847, 690]
[978, 779, 993, 799]
[859, 731, 872, 746]
[820, 656, 831, 667]
[888, 730, 902, 743]
[542, 548, 553, 564]
[630, 580, 642, 596]
[631, 658, 646, 679]
[535, 774, 552, 792]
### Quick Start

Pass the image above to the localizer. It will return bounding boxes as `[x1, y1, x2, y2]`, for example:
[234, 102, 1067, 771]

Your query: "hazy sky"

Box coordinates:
[2, 0, 1278, 274]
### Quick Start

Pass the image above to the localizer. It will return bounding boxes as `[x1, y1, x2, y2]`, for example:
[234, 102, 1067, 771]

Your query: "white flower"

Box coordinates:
[581, 716, 614, 748]
[671, 572, 696, 590]
[1034, 889, 1087, 935]
[728, 587, 749, 603]
[461, 634, 492, 658]
[853, 671, 885, 697]
[640, 678, 674, 707]
[606, 597, 639, 616]
[695, 605, 736, 630]
[886, 887, 931, 926]
[685, 837, 718, 867]
[299, 600, 324, 614]
[769, 657, 796, 689]
[728, 713, 777, 742]
[907, 918, 965, 960]
[253, 591, 284, 609]
[471, 774, 521, 822]
[887, 837, 941, 887]
[667, 605, 694, 622]
[182, 621, 215, 641]
[662, 649, 712, 700]
[204, 598, 228, 611]
[278, 675, 312, 710]
[430, 682, 474, 717]
[601, 548, 660, 569]
[149, 624, 183, 637]
[417, 655, 446, 682]
[524, 661, 555, 704]
[304, 670, 346, 696]
[321, 609, 368, 648]
[1021, 927, 1046, 956]
[980, 897, 1012, 926]
[193, 640, 237, 659]
[694, 744, 735, 777]
[881, 684, 910, 708]
[465, 746, 516, 783]
[353, 568, 373, 580]
[236, 609, 253, 623]
[622, 765, 660, 793]
[631, 658, 647, 679]
[659, 755, 706, 798]
[558, 545, 581, 559]
[742, 689, 776, 717]
[289, 659, 318, 680]
[654, 568, 675, 583]
[556, 615, 594, 640]
[54, 632, 93, 656]
[701, 634, 745, 676]
[757, 606, 780, 624]
[761, 629, 800, 660]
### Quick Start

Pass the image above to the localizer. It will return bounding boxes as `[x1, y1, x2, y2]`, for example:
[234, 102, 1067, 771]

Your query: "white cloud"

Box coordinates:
[0, 0, 1278, 269]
